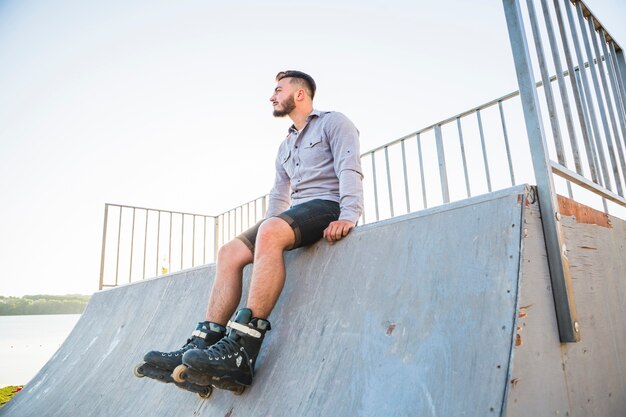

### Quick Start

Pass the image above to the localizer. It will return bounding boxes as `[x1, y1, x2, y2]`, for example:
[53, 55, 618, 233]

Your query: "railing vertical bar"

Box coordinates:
[192, 215, 196, 267]
[129, 208, 136, 283]
[214, 217, 220, 261]
[599, 31, 626, 187]
[142, 209, 148, 279]
[434, 125, 450, 203]
[609, 45, 626, 179]
[239, 207, 242, 236]
[371, 152, 380, 221]
[417, 133, 428, 208]
[156, 211, 161, 276]
[528, 0, 568, 168]
[498, 101, 516, 185]
[609, 42, 626, 116]
[115, 206, 122, 287]
[203, 216, 207, 265]
[361, 201, 367, 225]
[456, 118, 471, 197]
[503, 0, 579, 342]
[615, 47, 626, 111]
[262, 196, 267, 219]
[227, 211, 231, 243]
[575, 68, 603, 184]
[180, 215, 184, 270]
[98, 204, 109, 290]
[219, 215, 224, 247]
[401, 139, 411, 213]
[168, 212, 172, 274]
[476, 110, 492, 192]
[384, 147, 394, 218]
[569, 1, 609, 187]
[542, 0, 596, 177]
[583, 13, 624, 196]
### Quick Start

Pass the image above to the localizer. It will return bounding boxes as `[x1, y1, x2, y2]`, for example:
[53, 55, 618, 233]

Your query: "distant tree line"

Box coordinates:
[0, 295, 90, 316]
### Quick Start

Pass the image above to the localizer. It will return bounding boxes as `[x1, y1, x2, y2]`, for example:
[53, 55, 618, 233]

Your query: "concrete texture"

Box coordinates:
[3, 185, 625, 416]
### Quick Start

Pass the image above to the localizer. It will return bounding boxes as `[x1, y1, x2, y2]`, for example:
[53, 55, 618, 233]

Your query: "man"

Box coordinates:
[140, 70, 363, 389]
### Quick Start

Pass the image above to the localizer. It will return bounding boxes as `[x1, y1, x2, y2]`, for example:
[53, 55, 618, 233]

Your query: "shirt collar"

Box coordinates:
[288, 109, 322, 134]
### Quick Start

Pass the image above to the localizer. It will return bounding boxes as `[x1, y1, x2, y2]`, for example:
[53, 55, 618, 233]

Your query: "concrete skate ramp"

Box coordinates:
[3, 187, 529, 416]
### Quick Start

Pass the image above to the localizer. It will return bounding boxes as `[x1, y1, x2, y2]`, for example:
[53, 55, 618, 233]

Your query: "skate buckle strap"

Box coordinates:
[227, 321, 262, 338]
[191, 330, 208, 339]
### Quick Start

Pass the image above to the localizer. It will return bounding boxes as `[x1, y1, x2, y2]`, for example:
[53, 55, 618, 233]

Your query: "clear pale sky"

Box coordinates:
[1, 1, 624, 296]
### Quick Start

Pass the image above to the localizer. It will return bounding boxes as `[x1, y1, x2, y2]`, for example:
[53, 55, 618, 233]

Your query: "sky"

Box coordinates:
[1, 0, 625, 296]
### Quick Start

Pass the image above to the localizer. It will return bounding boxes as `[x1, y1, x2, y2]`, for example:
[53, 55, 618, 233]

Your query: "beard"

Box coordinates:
[272, 95, 296, 117]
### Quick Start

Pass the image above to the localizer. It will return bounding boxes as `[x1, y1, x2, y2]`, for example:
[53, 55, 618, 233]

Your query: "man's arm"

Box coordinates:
[265, 151, 291, 219]
[324, 112, 364, 243]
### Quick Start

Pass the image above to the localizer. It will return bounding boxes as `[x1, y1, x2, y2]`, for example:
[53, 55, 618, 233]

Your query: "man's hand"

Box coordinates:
[323, 220, 356, 245]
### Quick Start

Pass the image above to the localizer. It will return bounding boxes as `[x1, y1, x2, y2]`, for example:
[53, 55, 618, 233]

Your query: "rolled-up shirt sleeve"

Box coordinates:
[326, 113, 364, 223]
[265, 152, 291, 218]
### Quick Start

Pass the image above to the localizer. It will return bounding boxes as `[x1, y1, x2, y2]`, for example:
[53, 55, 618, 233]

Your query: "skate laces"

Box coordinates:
[206, 337, 242, 359]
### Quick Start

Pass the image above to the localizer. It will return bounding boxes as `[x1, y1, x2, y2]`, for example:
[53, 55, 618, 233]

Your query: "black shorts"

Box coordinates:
[237, 199, 340, 253]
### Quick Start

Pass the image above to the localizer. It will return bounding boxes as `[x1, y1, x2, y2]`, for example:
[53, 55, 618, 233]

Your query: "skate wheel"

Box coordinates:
[133, 364, 145, 378]
[232, 386, 245, 396]
[197, 386, 213, 399]
[172, 364, 188, 383]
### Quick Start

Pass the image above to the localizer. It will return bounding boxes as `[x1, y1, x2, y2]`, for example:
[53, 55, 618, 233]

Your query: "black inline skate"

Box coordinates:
[173, 308, 271, 395]
[134, 321, 225, 398]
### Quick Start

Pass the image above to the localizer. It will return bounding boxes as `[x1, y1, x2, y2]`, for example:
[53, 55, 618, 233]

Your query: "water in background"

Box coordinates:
[0, 314, 81, 386]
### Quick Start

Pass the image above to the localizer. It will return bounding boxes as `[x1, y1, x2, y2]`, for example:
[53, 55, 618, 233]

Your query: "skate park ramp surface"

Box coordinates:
[4, 185, 625, 416]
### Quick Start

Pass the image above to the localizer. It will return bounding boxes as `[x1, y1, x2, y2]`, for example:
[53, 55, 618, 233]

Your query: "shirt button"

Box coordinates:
[296, 163, 299, 166]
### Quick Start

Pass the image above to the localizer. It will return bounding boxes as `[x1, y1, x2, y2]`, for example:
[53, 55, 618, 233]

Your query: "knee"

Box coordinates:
[255, 217, 294, 251]
[217, 239, 253, 269]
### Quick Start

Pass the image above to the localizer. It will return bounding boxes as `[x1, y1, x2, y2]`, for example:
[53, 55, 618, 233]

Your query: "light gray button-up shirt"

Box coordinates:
[266, 110, 364, 224]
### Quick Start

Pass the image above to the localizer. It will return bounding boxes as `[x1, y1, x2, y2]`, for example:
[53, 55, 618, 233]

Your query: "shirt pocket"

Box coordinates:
[301, 137, 327, 166]
[280, 149, 295, 177]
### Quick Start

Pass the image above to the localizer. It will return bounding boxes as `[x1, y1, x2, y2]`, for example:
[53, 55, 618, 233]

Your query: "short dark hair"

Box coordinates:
[275, 70, 316, 99]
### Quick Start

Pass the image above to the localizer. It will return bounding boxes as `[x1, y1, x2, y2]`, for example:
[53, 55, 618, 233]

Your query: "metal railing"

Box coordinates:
[517, 0, 626, 206]
[214, 195, 268, 248]
[99, 204, 217, 289]
[358, 91, 530, 224]
[503, 0, 625, 342]
[99, 63, 624, 290]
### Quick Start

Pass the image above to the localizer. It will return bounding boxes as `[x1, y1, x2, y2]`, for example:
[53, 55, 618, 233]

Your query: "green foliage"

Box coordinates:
[0, 295, 90, 316]
[0, 386, 23, 407]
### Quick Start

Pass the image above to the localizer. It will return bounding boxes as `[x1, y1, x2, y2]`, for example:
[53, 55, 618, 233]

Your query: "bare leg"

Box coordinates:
[205, 238, 253, 325]
[246, 217, 295, 319]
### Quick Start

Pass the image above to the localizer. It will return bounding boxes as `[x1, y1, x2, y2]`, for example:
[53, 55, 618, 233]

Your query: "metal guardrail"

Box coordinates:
[99, 66, 623, 291]
[99, 204, 217, 289]
[214, 196, 268, 248]
[503, 0, 625, 342]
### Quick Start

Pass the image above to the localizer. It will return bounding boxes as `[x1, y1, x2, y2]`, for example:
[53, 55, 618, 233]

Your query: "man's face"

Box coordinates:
[270, 78, 297, 117]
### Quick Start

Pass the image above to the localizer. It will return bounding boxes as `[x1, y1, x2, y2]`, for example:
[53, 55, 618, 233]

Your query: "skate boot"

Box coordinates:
[134, 321, 226, 384]
[176, 308, 271, 388]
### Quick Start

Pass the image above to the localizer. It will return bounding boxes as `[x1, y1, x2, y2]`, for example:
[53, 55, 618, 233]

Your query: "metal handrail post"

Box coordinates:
[99, 204, 109, 291]
[616, 49, 626, 111]
[503, 0, 580, 342]
[214, 216, 220, 262]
